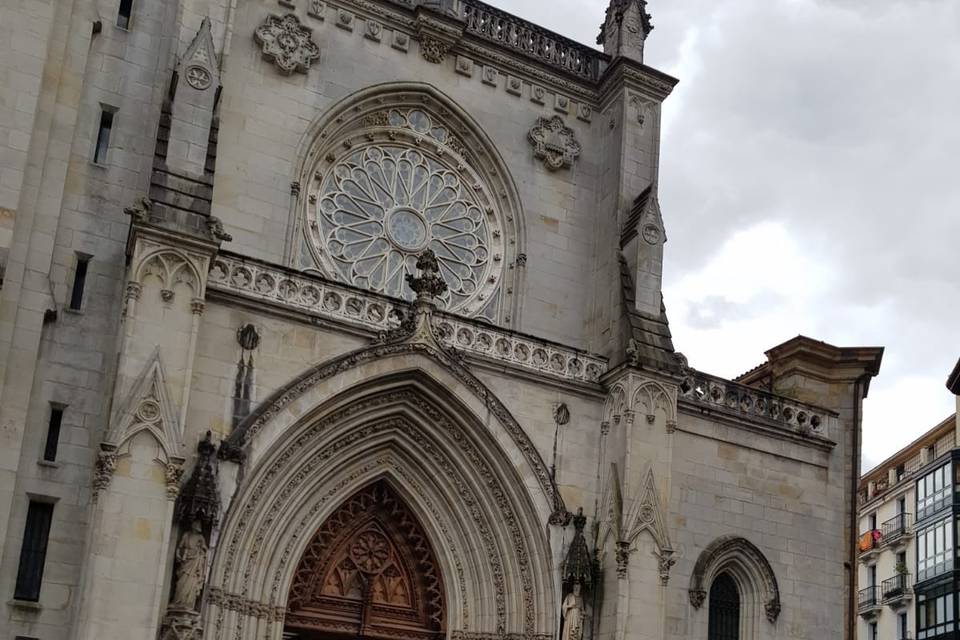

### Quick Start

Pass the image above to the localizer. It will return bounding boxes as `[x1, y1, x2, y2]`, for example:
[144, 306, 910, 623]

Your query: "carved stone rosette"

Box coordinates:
[528, 116, 582, 171]
[254, 14, 321, 75]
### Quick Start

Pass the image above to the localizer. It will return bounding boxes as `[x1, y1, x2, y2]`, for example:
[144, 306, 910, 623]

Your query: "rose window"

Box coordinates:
[314, 145, 498, 312]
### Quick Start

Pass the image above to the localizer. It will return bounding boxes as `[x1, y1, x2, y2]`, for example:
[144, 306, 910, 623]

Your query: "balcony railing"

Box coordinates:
[881, 573, 912, 604]
[881, 513, 914, 543]
[858, 586, 879, 611]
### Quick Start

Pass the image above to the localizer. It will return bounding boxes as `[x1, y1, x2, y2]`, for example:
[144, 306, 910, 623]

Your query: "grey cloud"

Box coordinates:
[493, 0, 959, 461]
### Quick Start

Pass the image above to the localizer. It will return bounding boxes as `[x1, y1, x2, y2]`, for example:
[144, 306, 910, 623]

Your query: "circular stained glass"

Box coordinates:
[386, 208, 428, 251]
[313, 146, 497, 311]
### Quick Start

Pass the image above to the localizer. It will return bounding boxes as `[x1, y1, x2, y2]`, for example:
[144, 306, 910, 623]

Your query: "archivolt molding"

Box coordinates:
[206, 382, 558, 640]
[225, 341, 562, 515]
[688, 536, 781, 624]
[293, 82, 526, 326]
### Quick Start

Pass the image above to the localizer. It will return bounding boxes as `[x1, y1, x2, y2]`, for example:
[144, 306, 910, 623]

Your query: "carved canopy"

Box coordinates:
[286, 481, 445, 640]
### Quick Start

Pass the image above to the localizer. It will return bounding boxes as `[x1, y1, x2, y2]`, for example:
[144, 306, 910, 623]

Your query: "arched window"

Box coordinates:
[708, 572, 740, 640]
[689, 536, 781, 640]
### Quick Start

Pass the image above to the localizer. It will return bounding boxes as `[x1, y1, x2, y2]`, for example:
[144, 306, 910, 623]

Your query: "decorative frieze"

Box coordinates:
[679, 369, 830, 439]
[209, 255, 608, 385]
[208, 255, 403, 333]
[434, 316, 606, 384]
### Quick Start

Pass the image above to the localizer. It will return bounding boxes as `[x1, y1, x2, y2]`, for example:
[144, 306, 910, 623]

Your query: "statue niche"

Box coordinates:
[285, 480, 445, 640]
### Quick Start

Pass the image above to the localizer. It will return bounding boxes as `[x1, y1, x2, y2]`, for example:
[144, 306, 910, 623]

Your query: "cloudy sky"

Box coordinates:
[491, 0, 960, 472]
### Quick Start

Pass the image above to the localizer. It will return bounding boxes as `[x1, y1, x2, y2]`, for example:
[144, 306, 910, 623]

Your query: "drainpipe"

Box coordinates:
[848, 374, 869, 640]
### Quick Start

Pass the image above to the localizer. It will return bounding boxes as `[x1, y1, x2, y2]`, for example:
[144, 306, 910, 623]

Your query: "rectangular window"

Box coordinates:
[14, 501, 54, 602]
[117, 0, 133, 29]
[869, 512, 877, 531]
[869, 621, 877, 640]
[69, 255, 90, 311]
[917, 463, 952, 521]
[916, 587, 955, 640]
[917, 517, 955, 582]
[93, 108, 114, 164]
[42, 404, 64, 462]
[898, 611, 908, 640]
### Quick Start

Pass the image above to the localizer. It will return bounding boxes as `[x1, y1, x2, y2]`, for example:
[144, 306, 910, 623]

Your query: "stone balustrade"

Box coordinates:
[679, 369, 829, 438]
[208, 253, 608, 385]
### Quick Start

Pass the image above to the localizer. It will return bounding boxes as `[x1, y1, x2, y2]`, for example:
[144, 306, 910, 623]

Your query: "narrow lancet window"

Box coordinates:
[708, 572, 740, 640]
[14, 501, 55, 602]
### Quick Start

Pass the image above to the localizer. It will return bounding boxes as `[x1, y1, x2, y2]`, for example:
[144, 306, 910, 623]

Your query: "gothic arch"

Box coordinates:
[134, 247, 205, 297]
[290, 82, 527, 326]
[205, 349, 559, 640]
[689, 536, 781, 635]
[285, 480, 446, 640]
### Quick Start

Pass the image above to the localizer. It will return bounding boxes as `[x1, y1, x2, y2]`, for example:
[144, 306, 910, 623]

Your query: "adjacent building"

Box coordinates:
[857, 361, 960, 640]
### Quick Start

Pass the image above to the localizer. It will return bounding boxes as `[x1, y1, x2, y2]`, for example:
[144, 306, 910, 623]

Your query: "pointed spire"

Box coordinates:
[598, 0, 653, 63]
[563, 508, 595, 587]
[175, 432, 221, 538]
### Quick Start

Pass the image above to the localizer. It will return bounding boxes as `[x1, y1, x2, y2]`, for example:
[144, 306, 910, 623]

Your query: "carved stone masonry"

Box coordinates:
[254, 14, 321, 75]
[528, 116, 582, 171]
[615, 540, 631, 579]
[92, 449, 118, 498]
[656, 548, 676, 585]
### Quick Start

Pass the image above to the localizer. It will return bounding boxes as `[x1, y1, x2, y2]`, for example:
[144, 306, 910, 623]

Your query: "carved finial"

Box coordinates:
[405, 249, 448, 301]
[598, 0, 653, 63]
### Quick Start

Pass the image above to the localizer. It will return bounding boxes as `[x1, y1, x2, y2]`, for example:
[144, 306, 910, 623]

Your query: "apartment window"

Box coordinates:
[93, 108, 115, 164]
[917, 463, 952, 521]
[14, 501, 54, 602]
[117, 0, 133, 29]
[868, 621, 877, 640]
[898, 496, 906, 515]
[917, 517, 954, 582]
[869, 564, 877, 587]
[917, 585, 955, 639]
[897, 463, 906, 481]
[42, 404, 64, 462]
[898, 612, 908, 640]
[69, 254, 90, 311]
[869, 512, 877, 531]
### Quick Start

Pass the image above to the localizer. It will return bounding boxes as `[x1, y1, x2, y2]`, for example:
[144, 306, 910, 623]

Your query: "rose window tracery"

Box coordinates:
[303, 100, 519, 322]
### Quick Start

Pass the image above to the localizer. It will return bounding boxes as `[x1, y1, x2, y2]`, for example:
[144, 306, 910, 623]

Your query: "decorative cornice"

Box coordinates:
[208, 253, 608, 386]
[208, 254, 402, 334]
[434, 316, 605, 385]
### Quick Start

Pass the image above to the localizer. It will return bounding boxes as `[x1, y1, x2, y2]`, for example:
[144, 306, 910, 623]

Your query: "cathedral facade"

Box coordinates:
[0, 1, 883, 639]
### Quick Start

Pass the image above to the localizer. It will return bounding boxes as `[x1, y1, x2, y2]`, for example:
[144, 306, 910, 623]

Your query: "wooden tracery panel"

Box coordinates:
[285, 481, 445, 640]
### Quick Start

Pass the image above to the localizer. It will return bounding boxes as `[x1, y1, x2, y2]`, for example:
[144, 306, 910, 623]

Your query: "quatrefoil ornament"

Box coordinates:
[528, 115, 582, 171]
[254, 14, 320, 75]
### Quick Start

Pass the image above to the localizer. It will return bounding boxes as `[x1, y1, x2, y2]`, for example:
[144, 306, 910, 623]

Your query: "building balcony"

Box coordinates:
[858, 586, 882, 618]
[881, 573, 913, 608]
[881, 513, 914, 549]
[859, 529, 882, 563]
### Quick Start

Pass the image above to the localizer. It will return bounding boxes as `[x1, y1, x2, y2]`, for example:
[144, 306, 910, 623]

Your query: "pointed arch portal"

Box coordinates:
[285, 481, 445, 640]
[205, 346, 559, 640]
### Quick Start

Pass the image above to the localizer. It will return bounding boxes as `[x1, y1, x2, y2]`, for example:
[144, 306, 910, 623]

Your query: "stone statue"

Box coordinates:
[561, 582, 585, 640]
[171, 520, 208, 610]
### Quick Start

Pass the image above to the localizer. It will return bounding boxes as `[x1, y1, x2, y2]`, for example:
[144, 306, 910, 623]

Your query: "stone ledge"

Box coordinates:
[208, 252, 609, 386]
